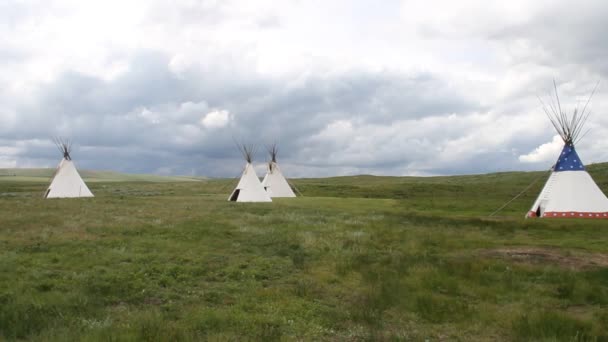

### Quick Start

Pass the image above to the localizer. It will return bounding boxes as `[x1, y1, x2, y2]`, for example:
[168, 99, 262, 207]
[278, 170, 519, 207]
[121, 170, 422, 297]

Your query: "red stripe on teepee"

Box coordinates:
[538, 211, 608, 219]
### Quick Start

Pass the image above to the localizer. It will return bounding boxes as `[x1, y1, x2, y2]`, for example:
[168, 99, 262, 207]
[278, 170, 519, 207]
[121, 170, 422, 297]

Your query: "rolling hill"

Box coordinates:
[0, 168, 205, 182]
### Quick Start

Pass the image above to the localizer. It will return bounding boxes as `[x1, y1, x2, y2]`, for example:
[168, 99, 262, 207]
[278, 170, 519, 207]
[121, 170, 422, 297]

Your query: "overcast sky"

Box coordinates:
[1, 0, 608, 177]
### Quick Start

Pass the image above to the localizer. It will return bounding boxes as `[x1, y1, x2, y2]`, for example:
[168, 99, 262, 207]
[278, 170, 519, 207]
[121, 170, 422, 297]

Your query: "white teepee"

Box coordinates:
[45, 138, 94, 199]
[527, 82, 608, 219]
[228, 144, 272, 202]
[261, 144, 296, 198]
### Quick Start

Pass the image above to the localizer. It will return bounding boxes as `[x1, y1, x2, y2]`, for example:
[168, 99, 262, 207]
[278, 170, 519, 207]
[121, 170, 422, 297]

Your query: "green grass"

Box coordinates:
[1, 164, 608, 340]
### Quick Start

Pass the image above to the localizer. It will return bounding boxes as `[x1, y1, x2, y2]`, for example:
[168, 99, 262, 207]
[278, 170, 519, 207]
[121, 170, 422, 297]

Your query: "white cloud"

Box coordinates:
[0, 144, 21, 168]
[200, 109, 232, 129]
[312, 120, 354, 141]
[519, 135, 563, 164]
[0, 159, 17, 168]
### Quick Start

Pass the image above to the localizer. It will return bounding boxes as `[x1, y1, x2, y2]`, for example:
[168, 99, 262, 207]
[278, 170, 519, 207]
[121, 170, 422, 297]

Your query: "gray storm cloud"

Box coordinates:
[3, 51, 482, 176]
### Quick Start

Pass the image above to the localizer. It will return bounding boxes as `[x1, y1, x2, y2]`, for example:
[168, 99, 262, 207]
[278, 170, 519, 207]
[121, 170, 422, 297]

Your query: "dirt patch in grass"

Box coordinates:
[482, 247, 608, 270]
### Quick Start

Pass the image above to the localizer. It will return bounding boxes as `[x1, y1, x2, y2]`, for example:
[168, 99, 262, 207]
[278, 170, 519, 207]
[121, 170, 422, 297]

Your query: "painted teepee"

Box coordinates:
[262, 144, 296, 198]
[527, 82, 608, 219]
[45, 138, 94, 199]
[228, 144, 272, 202]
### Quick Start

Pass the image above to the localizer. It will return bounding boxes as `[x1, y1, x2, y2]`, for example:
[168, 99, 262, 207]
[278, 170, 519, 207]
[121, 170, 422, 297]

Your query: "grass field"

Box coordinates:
[1, 164, 608, 340]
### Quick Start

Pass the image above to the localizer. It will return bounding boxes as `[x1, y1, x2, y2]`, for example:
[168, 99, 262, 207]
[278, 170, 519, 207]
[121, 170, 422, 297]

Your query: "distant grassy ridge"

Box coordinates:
[296, 161, 608, 187]
[290, 162, 608, 215]
[1, 162, 607, 217]
[0, 168, 205, 183]
[3, 161, 607, 185]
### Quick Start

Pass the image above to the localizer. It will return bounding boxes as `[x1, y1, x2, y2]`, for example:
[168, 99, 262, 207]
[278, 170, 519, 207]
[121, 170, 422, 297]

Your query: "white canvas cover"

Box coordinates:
[527, 171, 608, 218]
[45, 158, 94, 198]
[228, 163, 272, 202]
[527, 144, 608, 219]
[262, 162, 296, 198]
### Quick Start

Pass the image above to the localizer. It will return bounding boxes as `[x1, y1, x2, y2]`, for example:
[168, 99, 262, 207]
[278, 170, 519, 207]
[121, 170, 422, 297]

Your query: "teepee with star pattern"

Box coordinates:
[527, 82, 608, 219]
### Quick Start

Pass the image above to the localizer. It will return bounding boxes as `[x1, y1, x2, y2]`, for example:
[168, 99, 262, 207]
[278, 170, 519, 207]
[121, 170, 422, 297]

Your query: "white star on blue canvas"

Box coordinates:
[554, 145, 585, 172]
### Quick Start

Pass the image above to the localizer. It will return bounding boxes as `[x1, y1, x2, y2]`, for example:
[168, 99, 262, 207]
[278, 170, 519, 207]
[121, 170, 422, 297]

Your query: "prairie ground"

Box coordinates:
[1, 164, 608, 340]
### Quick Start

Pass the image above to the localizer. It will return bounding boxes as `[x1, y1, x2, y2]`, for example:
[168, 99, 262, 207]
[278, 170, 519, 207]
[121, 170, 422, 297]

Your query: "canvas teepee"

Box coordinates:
[45, 138, 94, 199]
[261, 144, 296, 198]
[228, 144, 272, 202]
[527, 82, 608, 219]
